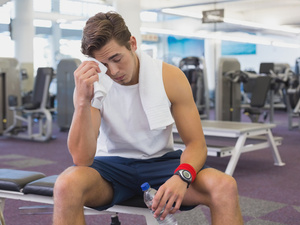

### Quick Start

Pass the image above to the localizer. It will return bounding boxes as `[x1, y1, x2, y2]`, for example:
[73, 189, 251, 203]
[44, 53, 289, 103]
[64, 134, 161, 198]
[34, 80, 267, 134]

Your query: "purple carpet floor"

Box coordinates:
[0, 109, 299, 225]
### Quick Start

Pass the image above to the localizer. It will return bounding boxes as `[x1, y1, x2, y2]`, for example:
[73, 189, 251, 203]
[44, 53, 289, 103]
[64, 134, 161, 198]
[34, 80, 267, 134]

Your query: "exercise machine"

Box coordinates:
[216, 58, 272, 123]
[3, 67, 54, 142]
[56, 58, 80, 131]
[286, 74, 300, 130]
[179, 57, 210, 119]
[0, 57, 21, 135]
[242, 76, 272, 122]
[215, 57, 241, 121]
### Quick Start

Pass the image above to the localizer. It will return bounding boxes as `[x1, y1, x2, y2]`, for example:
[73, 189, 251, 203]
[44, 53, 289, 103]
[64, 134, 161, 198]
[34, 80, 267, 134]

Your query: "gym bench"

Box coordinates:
[0, 169, 159, 225]
[174, 120, 285, 176]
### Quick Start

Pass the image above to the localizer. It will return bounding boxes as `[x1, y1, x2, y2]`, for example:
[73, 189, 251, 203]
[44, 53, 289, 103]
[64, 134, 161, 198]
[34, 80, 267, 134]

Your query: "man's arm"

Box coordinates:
[151, 62, 207, 219]
[165, 63, 207, 172]
[67, 61, 101, 166]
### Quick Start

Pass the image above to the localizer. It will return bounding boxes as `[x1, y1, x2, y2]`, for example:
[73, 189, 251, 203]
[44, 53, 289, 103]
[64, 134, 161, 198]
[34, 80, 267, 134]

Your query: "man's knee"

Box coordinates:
[211, 174, 239, 203]
[53, 167, 88, 204]
[54, 166, 113, 208]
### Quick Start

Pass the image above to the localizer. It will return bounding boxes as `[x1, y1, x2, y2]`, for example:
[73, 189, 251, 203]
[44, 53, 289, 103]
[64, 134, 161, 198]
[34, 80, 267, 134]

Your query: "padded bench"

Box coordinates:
[0, 169, 159, 225]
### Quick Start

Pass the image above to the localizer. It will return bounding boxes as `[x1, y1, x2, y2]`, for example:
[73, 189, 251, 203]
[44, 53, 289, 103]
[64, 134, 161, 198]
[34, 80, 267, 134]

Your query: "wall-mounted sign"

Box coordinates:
[202, 9, 224, 23]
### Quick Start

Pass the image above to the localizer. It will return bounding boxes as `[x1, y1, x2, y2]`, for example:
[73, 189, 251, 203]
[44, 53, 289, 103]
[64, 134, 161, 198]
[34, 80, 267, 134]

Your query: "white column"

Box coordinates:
[113, 0, 141, 48]
[205, 39, 221, 91]
[51, 0, 61, 68]
[12, 0, 34, 65]
[205, 38, 221, 119]
[12, 0, 34, 92]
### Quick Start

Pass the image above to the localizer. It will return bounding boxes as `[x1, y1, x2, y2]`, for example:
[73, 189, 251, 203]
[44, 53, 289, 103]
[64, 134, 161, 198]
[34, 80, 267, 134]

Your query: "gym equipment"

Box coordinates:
[260, 62, 292, 111]
[286, 74, 300, 130]
[0, 58, 21, 135]
[179, 57, 210, 119]
[260, 61, 300, 128]
[243, 76, 272, 122]
[56, 58, 81, 131]
[0, 169, 194, 225]
[215, 57, 241, 121]
[216, 58, 293, 123]
[3, 67, 54, 142]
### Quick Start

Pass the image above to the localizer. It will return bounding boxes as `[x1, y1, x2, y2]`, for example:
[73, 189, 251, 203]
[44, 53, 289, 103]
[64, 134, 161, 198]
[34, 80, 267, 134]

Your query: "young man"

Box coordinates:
[53, 11, 243, 225]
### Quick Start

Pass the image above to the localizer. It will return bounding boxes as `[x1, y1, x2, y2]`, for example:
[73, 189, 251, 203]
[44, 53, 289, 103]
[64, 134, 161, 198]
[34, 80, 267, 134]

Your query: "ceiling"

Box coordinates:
[139, 0, 300, 38]
[2, 0, 300, 41]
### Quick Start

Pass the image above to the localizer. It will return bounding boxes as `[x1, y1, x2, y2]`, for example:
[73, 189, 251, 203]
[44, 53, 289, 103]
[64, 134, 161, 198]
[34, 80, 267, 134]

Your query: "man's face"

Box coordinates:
[93, 37, 139, 86]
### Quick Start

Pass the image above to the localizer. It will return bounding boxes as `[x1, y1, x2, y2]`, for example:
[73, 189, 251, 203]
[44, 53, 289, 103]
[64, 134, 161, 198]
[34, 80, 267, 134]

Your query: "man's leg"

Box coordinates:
[53, 166, 113, 225]
[183, 168, 243, 225]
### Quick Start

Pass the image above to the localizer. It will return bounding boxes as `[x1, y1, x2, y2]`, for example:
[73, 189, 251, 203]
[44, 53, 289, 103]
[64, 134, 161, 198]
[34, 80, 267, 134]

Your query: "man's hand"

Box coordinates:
[151, 175, 188, 221]
[73, 61, 100, 107]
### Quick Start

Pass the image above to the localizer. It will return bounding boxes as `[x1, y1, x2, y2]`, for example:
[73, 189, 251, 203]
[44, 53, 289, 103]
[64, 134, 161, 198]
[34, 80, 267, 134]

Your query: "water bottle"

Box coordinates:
[141, 182, 178, 225]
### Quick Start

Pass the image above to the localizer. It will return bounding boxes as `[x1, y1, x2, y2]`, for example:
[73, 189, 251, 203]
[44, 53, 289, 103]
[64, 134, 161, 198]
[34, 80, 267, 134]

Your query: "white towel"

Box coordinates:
[137, 50, 174, 130]
[85, 57, 113, 109]
[90, 51, 174, 130]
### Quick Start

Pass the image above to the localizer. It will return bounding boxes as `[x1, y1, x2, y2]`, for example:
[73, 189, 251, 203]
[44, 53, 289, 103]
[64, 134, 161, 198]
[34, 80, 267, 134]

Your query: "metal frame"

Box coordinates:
[174, 120, 285, 176]
[3, 69, 53, 142]
[0, 190, 158, 225]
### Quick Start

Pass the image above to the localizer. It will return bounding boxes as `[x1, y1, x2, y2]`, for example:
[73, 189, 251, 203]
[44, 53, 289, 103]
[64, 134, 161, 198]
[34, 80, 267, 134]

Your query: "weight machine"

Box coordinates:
[0, 58, 21, 135]
[179, 57, 210, 120]
[216, 58, 300, 126]
[215, 58, 242, 121]
[4, 67, 54, 141]
[286, 74, 300, 130]
[56, 58, 81, 131]
[216, 58, 273, 123]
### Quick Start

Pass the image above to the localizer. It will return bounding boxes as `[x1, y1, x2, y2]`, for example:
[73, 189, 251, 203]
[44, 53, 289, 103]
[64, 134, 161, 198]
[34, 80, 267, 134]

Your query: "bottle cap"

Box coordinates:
[141, 182, 150, 191]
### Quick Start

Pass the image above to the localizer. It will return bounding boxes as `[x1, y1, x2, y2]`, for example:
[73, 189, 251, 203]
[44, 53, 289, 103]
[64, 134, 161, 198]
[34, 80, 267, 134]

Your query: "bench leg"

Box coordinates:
[225, 133, 247, 176]
[0, 198, 6, 225]
[267, 129, 285, 166]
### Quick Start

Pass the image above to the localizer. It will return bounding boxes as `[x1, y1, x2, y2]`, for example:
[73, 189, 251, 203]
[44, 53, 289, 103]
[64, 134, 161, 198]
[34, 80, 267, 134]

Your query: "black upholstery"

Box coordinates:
[0, 169, 45, 192]
[23, 175, 58, 196]
[244, 76, 272, 122]
[249, 76, 272, 108]
[23, 67, 54, 110]
[259, 63, 275, 75]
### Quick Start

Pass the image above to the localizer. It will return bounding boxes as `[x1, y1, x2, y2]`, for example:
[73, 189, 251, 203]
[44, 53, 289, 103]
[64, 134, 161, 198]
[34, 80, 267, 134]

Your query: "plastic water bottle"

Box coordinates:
[141, 182, 178, 225]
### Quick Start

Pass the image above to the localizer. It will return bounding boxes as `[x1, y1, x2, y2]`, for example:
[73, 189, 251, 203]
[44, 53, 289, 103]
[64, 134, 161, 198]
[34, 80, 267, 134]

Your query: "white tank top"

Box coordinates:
[95, 82, 174, 159]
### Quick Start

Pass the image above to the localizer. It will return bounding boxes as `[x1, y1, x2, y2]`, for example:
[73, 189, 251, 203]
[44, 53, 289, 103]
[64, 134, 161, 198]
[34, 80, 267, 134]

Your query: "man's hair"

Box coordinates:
[81, 11, 132, 57]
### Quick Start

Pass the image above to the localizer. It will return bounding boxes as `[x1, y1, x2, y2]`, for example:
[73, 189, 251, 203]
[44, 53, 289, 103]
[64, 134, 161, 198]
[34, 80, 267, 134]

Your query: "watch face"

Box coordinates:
[178, 170, 192, 182]
[176, 169, 192, 186]
[182, 170, 192, 179]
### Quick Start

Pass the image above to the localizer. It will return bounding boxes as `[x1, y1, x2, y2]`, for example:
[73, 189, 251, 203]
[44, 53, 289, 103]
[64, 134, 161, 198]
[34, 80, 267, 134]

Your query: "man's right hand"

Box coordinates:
[73, 61, 100, 107]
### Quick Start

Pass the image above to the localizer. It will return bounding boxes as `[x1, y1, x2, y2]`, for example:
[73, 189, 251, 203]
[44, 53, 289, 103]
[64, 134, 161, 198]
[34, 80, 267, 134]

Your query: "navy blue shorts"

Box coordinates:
[90, 150, 209, 210]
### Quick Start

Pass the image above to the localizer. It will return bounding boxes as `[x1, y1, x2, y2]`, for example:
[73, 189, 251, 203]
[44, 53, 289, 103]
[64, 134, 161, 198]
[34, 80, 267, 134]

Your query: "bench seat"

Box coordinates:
[0, 169, 160, 225]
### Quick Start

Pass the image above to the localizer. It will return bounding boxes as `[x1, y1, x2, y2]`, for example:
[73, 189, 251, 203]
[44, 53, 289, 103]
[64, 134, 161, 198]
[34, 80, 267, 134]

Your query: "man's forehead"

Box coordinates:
[94, 41, 124, 61]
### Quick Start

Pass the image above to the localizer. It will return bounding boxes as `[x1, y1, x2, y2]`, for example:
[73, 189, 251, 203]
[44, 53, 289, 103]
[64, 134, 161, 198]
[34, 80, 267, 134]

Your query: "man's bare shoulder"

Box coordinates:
[162, 62, 183, 76]
[162, 62, 191, 103]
